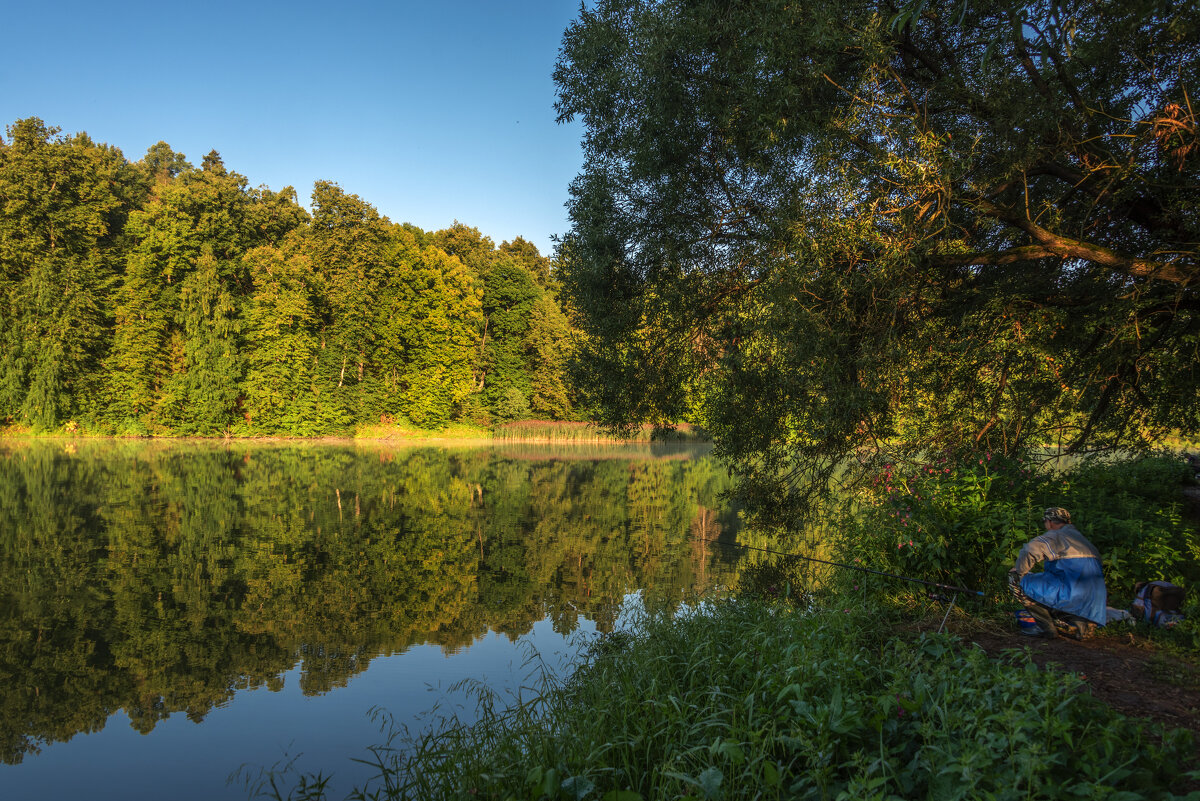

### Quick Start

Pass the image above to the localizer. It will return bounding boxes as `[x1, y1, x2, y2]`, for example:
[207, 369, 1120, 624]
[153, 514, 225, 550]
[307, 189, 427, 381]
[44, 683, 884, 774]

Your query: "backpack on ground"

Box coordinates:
[1132, 580, 1186, 627]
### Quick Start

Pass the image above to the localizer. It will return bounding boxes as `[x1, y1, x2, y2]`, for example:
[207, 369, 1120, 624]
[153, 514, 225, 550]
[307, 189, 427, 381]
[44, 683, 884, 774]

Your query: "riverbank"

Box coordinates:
[0, 420, 711, 446]
[250, 598, 1198, 801]
[242, 450, 1200, 800]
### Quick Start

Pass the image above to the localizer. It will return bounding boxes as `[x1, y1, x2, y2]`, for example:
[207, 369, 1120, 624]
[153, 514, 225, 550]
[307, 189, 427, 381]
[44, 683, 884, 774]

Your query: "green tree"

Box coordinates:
[0, 119, 143, 429]
[376, 231, 483, 428]
[432, 222, 498, 281]
[139, 141, 191, 181]
[105, 183, 195, 430]
[524, 292, 574, 419]
[172, 246, 244, 434]
[500, 236, 553, 287]
[555, 0, 1200, 524]
[302, 181, 391, 427]
[105, 147, 307, 432]
[242, 245, 322, 434]
[481, 259, 540, 421]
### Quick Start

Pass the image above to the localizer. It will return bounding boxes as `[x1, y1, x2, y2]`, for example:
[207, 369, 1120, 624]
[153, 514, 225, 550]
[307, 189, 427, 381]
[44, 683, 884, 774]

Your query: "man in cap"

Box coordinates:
[1008, 507, 1107, 639]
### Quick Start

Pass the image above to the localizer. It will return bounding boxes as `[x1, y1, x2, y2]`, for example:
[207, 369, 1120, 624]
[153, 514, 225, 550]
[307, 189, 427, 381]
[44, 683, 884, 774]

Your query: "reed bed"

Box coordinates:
[352, 421, 710, 445]
[491, 421, 709, 444]
[254, 596, 1194, 801]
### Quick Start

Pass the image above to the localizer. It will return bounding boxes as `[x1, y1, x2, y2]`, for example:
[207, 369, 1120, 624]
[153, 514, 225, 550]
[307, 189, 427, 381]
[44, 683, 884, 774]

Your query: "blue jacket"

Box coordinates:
[1013, 524, 1107, 625]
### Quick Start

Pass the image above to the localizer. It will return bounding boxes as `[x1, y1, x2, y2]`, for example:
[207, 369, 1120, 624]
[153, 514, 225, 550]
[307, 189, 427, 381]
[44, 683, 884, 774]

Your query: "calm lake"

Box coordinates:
[0, 440, 746, 800]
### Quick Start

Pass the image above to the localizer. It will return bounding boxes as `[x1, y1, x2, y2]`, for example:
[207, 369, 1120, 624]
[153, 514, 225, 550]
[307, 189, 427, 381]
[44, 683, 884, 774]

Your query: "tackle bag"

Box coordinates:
[1131, 580, 1186, 627]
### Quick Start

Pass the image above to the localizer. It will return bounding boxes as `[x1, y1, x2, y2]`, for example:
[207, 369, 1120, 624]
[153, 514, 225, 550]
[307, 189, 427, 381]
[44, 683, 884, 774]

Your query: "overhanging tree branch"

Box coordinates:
[971, 198, 1196, 285]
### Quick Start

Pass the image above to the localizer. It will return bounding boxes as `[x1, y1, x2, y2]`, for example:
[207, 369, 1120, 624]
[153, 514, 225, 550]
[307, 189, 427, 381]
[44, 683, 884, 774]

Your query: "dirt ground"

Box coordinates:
[950, 481, 1200, 743]
[948, 621, 1200, 795]
[962, 625, 1200, 739]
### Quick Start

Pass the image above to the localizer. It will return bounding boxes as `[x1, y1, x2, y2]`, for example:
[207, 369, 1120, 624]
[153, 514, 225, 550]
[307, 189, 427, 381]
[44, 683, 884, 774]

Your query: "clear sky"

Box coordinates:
[0, 0, 586, 256]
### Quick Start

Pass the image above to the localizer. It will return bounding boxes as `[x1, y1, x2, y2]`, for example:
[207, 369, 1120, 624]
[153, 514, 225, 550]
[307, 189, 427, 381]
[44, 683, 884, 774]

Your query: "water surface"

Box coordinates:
[0, 440, 744, 800]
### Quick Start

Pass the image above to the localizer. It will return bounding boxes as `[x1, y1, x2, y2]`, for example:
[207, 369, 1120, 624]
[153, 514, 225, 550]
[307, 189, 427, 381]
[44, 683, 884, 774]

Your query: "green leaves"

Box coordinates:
[314, 597, 1196, 800]
[554, 0, 1200, 524]
[0, 118, 143, 429]
[0, 116, 580, 434]
[663, 766, 724, 800]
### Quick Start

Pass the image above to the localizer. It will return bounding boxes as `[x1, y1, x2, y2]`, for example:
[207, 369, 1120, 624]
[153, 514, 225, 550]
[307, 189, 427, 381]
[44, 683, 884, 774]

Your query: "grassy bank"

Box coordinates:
[251, 598, 1195, 801]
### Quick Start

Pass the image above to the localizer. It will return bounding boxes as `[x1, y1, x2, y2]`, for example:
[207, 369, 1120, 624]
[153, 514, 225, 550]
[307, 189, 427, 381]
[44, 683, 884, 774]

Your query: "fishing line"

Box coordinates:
[693, 536, 985, 597]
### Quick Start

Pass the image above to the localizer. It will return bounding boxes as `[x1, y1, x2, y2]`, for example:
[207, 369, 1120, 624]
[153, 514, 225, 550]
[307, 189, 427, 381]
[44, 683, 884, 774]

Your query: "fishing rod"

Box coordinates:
[695, 536, 985, 598]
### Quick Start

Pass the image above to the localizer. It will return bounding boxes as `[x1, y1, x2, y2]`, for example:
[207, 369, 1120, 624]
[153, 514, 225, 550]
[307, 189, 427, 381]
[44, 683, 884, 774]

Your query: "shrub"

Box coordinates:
[844, 454, 1039, 598]
[845, 453, 1198, 603]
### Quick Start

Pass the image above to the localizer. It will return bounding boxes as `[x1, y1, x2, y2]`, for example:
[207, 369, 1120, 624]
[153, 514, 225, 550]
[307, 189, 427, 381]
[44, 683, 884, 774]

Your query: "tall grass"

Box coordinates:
[491, 422, 709, 444]
[354, 422, 494, 441]
[250, 598, 1194, 801]
[352, 421, 711, 445]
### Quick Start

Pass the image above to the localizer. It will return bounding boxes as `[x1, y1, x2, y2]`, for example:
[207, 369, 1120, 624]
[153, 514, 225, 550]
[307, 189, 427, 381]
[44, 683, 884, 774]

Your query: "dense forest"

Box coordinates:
[0, 118, 579, 436]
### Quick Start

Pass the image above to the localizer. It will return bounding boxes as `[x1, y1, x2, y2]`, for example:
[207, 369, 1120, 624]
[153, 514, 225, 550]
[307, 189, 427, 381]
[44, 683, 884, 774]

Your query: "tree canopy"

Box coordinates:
[0, 119, 580, 434]
[554, 0, 1200, 522]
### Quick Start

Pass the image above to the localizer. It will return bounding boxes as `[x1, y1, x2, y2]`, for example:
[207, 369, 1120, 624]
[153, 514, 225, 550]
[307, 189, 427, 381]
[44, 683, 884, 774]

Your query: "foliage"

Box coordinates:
[554, 0, 1200, 526]
[0, 118, 144, 430]
[0, 117, 580, 435]
[385, 232, 483, 428]
[255, 600, 1197, 800]
[241, 246, 323, 434]
[844, 453, 1198, 602]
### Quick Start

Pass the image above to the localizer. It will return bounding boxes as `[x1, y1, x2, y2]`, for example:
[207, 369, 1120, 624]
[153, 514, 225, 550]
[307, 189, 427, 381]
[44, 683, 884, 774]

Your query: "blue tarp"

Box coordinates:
[1021, 556, 1107, 625]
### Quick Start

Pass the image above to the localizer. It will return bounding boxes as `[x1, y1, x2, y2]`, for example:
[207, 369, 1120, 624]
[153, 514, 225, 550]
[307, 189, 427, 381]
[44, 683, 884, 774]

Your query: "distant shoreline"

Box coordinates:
[0, 421, 712, 447]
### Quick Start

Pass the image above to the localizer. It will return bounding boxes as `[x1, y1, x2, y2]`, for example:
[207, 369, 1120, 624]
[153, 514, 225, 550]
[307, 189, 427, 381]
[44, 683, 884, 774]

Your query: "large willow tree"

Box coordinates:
[555, 0, 1200, 522]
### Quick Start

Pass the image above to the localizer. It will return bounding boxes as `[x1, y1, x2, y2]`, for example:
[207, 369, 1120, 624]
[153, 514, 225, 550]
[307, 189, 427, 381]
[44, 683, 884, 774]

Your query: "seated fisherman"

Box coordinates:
[1008, 507, 1107, 639]
[1185, 452, 1200, 478]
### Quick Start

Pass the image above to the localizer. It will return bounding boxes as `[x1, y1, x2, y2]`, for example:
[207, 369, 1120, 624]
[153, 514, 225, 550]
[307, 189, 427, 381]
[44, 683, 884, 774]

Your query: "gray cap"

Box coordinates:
[1043, 506, 1071, 523]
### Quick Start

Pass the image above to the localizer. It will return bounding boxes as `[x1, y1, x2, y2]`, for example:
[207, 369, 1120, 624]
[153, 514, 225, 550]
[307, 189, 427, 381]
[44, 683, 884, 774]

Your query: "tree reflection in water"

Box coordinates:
[0, 441, 742, 765]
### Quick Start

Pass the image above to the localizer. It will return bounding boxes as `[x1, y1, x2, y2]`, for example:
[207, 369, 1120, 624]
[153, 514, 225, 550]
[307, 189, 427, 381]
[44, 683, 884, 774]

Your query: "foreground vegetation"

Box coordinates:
[252, 600, 1196, 801]
[251, 452, 1200, 800]
[845, 452, 1200, 609]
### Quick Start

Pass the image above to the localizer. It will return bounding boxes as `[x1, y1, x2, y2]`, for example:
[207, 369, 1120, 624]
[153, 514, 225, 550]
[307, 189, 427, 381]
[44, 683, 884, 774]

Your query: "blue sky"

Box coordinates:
[1, 0, 586, 256]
